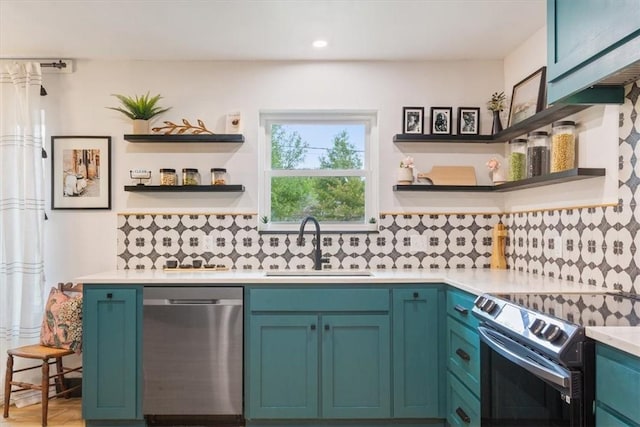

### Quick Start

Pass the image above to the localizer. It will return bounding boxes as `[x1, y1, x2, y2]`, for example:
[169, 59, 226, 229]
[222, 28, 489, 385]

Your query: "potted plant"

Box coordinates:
[397, 156, 415, 185]
[107, 92, 171, 134]
[487, 91, 507, 134]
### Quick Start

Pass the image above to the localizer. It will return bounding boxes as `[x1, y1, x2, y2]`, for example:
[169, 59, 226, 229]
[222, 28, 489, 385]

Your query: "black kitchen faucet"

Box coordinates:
[297, 216, 326, 270]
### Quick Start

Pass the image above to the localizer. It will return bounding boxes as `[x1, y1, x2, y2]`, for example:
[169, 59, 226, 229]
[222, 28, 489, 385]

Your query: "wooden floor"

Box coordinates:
[0, 398, 83, 426]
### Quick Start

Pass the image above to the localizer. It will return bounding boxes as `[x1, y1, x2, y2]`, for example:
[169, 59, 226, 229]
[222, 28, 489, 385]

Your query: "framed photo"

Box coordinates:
[402, 107, 424, 134]
[508, 66, 547, 127]
[51, 136, 111, 210]
[430, 107, 453, 135]
[457, 107, 480, 135]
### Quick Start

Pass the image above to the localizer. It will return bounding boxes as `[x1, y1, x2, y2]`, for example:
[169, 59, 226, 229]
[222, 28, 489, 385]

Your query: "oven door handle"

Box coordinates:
[477, 326, 571, 390]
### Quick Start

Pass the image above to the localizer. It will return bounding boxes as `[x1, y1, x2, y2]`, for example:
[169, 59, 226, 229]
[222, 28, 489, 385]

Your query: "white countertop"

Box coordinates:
[587, 327, 640, 358]
[76, 267, 639, 357]
[76, 268, 606, 295]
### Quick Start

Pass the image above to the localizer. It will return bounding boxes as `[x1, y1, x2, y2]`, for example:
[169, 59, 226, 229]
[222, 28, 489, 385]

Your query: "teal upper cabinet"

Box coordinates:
[547, 0, 639, 104]
[83, 286, 143, 422]
[392, 288, 441, 418]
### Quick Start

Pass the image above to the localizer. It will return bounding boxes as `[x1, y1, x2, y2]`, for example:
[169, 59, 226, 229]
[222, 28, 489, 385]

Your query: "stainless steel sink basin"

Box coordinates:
[265, 270, 373, 277]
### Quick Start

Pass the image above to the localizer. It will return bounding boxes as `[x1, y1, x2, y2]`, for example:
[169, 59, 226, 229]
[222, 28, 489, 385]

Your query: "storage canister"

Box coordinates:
[182, 168, 200, 185]
[508, 138, 527, 181]
[551, 120, 576, 173]
[211, 168, 227, 185]
[527, 131, 550, 178]
[159, 168, 177, 186]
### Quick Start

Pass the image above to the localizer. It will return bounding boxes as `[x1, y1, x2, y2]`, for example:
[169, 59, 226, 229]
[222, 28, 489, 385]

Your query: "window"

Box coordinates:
[259, 111, 378, 231]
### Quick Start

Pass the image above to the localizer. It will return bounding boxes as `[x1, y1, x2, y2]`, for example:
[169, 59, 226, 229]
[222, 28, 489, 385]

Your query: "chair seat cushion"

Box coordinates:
[40, 287, 83, 353]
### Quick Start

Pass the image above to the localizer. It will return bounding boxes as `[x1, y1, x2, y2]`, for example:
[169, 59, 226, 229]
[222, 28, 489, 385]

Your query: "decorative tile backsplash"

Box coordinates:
[117, 213, 502, 271]
[117, 81, 640, 296]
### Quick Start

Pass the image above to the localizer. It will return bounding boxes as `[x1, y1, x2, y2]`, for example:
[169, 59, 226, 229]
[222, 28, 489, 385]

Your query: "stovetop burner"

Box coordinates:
[472, 291, 639, 366]
[499, 291, 640, 327]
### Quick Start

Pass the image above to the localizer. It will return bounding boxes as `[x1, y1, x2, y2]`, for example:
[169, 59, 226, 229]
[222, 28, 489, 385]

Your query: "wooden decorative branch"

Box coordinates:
[151, 118, 215, 135]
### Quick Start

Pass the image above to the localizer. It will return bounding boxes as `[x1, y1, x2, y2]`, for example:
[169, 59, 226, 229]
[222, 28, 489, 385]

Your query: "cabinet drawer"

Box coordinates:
[447, 374, 481, 427]
[250, 288, 389, 312]
[447, 318, 480, 397]
[596, 404, 639, 427]
[447, 289, 479, 329]
[596, 344, 640, 424]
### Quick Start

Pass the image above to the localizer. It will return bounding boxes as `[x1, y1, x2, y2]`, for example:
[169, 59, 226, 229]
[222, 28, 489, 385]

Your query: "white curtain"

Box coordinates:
[0, 62, 46, 400]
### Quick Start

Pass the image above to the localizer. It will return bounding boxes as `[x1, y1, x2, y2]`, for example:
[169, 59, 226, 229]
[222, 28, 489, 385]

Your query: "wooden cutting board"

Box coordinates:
[417, 166, 477, 185]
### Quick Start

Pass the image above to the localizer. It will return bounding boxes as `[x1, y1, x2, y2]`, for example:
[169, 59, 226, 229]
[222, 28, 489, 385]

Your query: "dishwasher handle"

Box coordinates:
[144, 298, 243, 306]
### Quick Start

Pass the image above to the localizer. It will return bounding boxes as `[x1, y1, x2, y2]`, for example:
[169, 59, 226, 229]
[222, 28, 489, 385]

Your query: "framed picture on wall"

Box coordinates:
[457, 107, 480, 135]
[430, 107, 453, 135]
[402, 107, 424, 134]
[51, 136, 112, 210]
[508, 66, 547, 127]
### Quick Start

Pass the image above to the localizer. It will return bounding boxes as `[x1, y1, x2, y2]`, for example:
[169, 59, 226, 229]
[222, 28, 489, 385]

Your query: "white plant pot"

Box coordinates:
[132, 119, 150, 134]
[397, 168, 414, 185]
[492, 169, 506, 184]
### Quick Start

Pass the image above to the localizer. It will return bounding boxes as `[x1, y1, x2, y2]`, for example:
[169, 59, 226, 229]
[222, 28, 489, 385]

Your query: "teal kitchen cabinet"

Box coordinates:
[547, 0, 638, 104]
[245, 287, 392, 420]
[392, 288, 441, 418]
[445, 289, 481, 427]
[321, 314, 390, 418]
[596, 344, 640, 426]
[248, 314, 319, 419]
[82, 286, 144, 425]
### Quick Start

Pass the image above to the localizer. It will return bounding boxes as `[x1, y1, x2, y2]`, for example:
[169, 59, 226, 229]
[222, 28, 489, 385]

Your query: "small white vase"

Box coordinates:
[397, 167, 414, 185]
[132, 119, 150, 134]
[492, 169, 506, 184]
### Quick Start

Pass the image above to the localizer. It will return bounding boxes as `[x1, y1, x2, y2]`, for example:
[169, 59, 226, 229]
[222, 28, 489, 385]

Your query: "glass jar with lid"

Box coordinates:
[182, 168, 200, 186]
[211, 168, 227, 185]
[527, 131, 550, 178]
[159, 168, 177, 186]
[508, 138, 527, 181]
[551, 120, 576, 173]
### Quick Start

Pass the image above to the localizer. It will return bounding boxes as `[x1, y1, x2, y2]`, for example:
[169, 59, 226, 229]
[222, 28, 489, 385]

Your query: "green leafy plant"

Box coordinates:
[107, 92, 171, 120]
[260, 215, 269, 224]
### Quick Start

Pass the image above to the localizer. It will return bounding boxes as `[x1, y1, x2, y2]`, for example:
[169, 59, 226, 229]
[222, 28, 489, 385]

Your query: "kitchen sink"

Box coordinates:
[265, 270, 373, 277]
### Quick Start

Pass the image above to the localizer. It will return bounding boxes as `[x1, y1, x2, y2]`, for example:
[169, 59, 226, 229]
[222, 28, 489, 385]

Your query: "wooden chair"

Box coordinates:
[3, 283, 83, 427]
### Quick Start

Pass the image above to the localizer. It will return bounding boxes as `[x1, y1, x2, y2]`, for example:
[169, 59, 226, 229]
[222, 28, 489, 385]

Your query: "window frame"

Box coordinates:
[258, 110, 379, 232]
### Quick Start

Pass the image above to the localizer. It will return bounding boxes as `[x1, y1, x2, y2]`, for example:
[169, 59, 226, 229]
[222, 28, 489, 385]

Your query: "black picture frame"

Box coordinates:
[457, 107, 480, 135]
[430, 107, 453, 135]
[402, 107, 424, 134]
[51, 136, 112, 210]
[507, 66, 547, 127]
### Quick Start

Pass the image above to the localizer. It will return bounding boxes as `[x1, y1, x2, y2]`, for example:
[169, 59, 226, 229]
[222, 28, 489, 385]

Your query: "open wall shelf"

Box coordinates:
[124, 185, 245, 192]
[124, 134, 244, 143]
[393, 168, 605, 193]
[393, 104, 591, 144]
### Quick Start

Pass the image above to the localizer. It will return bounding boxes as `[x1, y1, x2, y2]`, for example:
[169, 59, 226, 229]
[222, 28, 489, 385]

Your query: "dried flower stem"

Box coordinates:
[152, 118, 215, 135]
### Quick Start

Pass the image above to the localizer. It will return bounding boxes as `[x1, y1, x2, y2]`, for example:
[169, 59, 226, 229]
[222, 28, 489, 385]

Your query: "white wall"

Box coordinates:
[41, 59, 506, 284]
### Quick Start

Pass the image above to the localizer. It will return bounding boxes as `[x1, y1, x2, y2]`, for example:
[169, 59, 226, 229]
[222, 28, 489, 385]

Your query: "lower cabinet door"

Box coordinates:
[83, 287, 141, 420]
[392, 288, 440, 418]
[248, 314, 319, 419]
[321, 314, 391, 419]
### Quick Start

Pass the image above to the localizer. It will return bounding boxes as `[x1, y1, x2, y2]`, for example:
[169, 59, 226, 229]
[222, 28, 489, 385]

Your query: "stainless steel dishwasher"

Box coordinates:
[142, 287, 243, 417]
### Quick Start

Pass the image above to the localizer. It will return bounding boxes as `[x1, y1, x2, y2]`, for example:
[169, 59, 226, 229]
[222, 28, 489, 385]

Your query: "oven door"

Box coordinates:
[478, 326, 593, 427]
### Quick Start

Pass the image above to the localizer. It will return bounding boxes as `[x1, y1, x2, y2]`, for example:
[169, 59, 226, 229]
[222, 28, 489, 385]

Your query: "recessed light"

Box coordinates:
[312, 39, 328, 48]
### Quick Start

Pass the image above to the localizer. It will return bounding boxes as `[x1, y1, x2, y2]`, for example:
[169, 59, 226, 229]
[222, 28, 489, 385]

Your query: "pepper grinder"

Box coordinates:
[490, 223, 508, 269]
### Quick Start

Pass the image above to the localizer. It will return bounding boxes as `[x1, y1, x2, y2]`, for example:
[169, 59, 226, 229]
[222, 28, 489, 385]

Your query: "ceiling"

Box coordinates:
[0, 0, 545, 62]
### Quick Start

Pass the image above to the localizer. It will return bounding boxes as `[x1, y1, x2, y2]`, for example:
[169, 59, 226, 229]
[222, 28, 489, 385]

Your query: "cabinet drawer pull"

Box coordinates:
[413, 292, 419, 298]
[324, 324, 330, 331]
[107, 293, 113, 299]
[456, 348, 471, 362]
[310, 324, 316, 330]
[456, 407, 471, 424]
[454, 304, 469, 315]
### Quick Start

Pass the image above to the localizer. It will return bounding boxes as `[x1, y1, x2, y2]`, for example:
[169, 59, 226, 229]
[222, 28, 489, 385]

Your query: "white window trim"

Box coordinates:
[258, 110, 379, 232]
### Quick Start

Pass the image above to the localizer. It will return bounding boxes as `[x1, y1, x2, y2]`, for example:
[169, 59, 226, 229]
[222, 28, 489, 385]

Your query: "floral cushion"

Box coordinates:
[40, 287, 83, 353]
